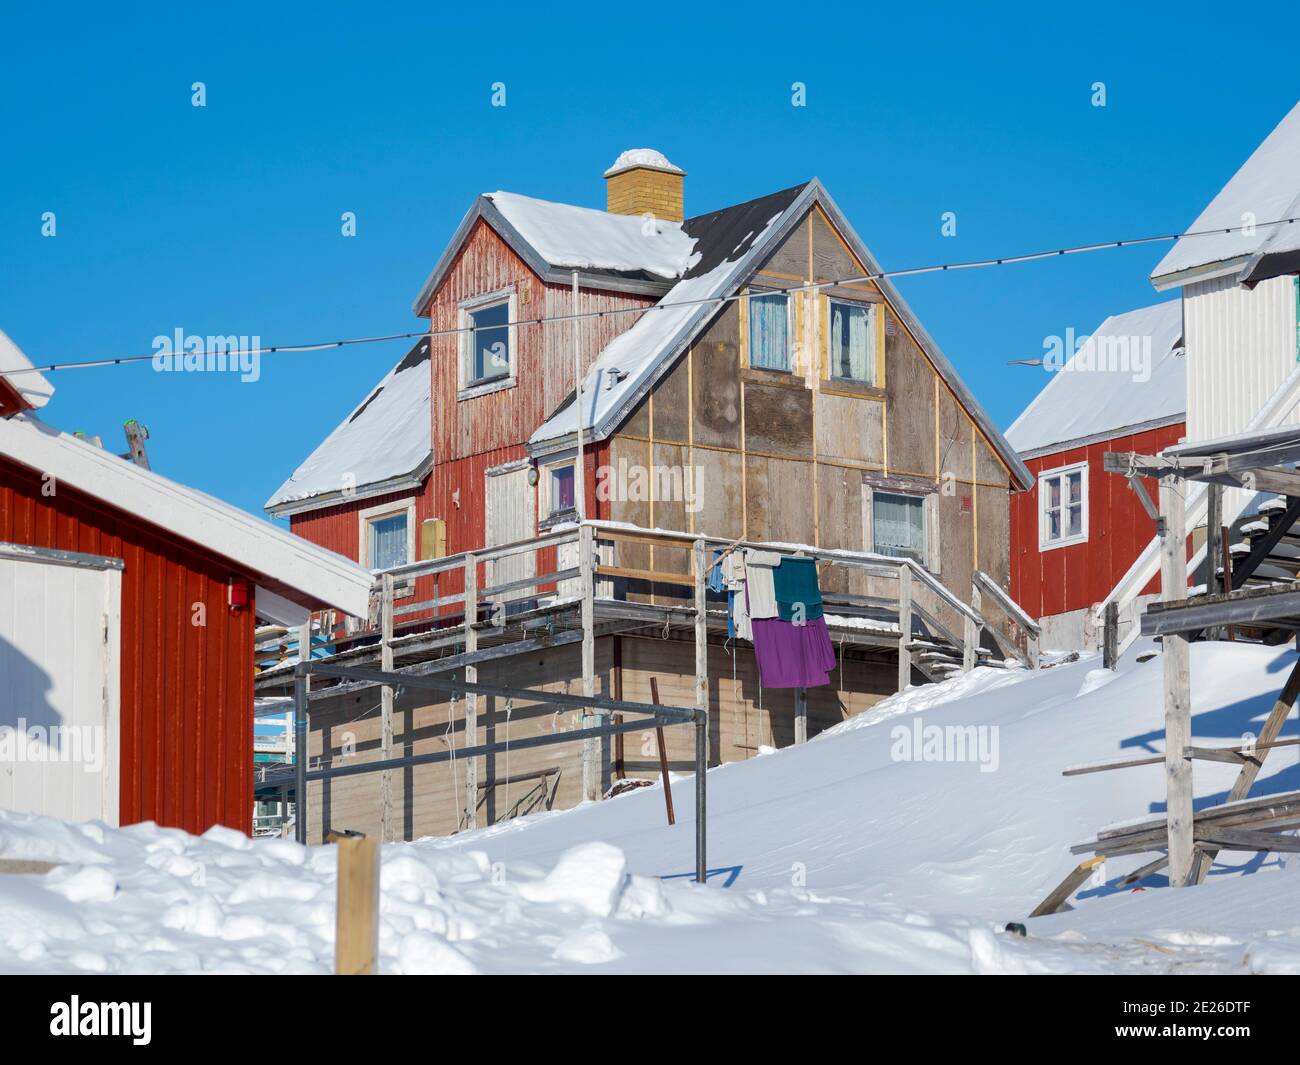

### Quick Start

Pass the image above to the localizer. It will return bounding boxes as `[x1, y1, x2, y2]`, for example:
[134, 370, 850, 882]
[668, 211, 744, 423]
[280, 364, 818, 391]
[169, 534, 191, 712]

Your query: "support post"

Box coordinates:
[294, 670, 309, 845]
[793, 687, 807, 744]
[695, 711, 707, 885]
[897, 565, 912, 692]
[1102, 600, 1119, 670]
[962, 612, 979, 671]
[1206, 483, 1223, 596]
[463, 553, 478, 830]
[579, 525, 597, 801]
[1159, 474, 1193, 886]
[692, 538, 707, 723]
[693, 538, 708, 884]
[1222, 524, 1235, 641]
[1027, 632, 1040, 670]
[649, 677, 676, 826]
[573, 270, 585, 523]
[380, 572, 395, 843]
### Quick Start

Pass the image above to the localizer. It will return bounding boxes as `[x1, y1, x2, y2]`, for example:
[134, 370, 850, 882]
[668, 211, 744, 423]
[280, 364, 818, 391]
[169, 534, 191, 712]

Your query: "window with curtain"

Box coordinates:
[551, 463, 576, 515]
[1039, 464, 1087, 548]
[829, 300, 875, 383]
[467, 300, 511, 385]
[368, 512, 409, 570]
[748, 292, 790, 371]
[873, 492, 926, 565]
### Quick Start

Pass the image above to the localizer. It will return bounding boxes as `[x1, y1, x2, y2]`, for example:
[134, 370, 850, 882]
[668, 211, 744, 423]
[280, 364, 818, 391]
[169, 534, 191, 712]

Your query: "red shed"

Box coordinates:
[0, 332, 371, 834]
[1005, 300, 1186, 650]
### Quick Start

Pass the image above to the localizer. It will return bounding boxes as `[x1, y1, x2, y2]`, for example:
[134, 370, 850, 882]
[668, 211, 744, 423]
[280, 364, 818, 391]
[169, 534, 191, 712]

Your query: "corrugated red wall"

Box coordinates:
[0, 454, 254, 833]
[1010, 422, 1186, 619]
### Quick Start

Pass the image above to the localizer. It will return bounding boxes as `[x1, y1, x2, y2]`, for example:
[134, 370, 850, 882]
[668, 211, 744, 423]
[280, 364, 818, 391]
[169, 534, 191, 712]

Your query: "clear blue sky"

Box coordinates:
[2, 3, 1298, 518]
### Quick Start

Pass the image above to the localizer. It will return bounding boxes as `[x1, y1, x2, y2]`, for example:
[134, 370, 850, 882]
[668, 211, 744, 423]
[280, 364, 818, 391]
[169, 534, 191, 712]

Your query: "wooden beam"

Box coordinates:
[897, 565, 913, 692]
[1160, 474, 1194, 887]
[1195, 828, 1300, 853]
[334, 834, 380, 975]
[463, 553, 478, 830]
[1028, 855, 1106, 918]
[580, 525, 597, 802]
[793, 687, 808, 744]
[380, 573, 395, 843]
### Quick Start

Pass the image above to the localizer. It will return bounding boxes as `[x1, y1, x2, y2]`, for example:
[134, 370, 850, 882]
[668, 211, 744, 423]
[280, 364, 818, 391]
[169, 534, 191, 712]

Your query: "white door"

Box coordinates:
[0, 546, 121, 824]
[484, 465, 536, 607]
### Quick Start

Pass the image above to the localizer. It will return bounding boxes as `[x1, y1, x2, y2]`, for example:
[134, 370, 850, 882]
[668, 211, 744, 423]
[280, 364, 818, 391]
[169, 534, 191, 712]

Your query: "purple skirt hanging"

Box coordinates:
[751, 615, 837, 689]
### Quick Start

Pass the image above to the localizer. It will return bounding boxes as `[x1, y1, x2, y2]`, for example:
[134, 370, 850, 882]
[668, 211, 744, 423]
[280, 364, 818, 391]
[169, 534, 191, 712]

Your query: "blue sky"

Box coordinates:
[2, 3, 1298, 518]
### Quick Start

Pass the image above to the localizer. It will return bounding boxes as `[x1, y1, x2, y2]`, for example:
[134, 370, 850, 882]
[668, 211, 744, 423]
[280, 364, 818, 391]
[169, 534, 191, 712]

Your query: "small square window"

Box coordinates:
[828, 300, 875, 384]
[550, 463, 576, 516]
[873, 491, 926, 565]
[367, 512, 410, 570]
[467, 301, 511, 385]
[1039, 464, 1088, 549]
[748, 292, 790, 371]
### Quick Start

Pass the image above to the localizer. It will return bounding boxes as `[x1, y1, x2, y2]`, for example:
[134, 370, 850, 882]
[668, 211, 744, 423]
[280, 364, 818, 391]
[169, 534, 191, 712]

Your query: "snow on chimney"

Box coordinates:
[604, 149, 685, 222]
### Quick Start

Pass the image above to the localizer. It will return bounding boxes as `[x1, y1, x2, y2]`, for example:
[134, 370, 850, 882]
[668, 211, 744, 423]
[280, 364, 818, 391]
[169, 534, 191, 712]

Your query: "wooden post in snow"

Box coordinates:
[379, 573, 395, 842]
[897, 565, 912, 692]
[579, 525, 597, 801]
[1102, 601, 1119, 671]
[334, 834, 380, 975]
[793, 687, 807, 745]
[962, 601, 979, 672]
[463, 552, 478, 830]
[649, 677, 676, 826]
[1159, 474, 1194, 886]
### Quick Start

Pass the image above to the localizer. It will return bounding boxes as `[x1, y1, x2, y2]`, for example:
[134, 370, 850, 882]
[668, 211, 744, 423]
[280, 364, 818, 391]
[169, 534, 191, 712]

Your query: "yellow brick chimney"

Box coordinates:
[604, 149, 685, 222]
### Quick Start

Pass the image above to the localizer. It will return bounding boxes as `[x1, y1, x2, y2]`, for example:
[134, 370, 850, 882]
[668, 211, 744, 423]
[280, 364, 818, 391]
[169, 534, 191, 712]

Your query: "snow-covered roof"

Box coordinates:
[1004, 300, 1185, 457]
[0, 328, 54, 411]
[0, 412, 373, 617]
[487, 192, 699, 280]
[265, 339, 432, 516]
[603, 148, 684, 177]
[1151, 101, 1300, 287]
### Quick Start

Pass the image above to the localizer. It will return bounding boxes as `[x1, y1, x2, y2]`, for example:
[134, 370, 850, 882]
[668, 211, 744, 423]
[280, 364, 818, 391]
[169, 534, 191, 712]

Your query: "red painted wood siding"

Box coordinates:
[1010, 422, 1186, 620]
[0, 454, 254, 833]
[290, 218, 648, 572]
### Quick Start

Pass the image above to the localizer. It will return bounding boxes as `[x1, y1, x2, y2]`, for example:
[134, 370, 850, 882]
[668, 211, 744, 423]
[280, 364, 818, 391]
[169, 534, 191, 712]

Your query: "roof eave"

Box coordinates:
[265, 456, 432, 518]
[1013, 413, 1187, 462]
[1150, 255, 1251, 292]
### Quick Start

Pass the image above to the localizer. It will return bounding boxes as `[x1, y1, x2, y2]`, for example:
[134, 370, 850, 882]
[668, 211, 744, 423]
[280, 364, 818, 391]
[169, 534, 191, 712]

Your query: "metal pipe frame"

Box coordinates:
[289, 659, 709, 882]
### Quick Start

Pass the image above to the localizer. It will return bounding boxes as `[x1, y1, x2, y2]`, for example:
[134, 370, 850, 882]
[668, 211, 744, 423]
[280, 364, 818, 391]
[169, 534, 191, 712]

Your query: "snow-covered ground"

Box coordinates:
[3, 639, 1299, 974]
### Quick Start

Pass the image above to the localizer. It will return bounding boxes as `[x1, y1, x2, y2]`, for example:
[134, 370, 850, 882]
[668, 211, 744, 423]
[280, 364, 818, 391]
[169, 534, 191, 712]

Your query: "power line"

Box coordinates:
[5, 211, 1298, 379]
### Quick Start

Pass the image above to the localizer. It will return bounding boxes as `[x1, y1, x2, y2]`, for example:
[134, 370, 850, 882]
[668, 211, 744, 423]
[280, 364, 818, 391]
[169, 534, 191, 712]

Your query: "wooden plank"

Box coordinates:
[1028, 855, 1105, 918]
[463, 553, 478, 830]
[1195, 828, 1300, 853]
[580, 524, 598, 801]
[380, 574, 395, 843]
[1160, 475, 1194, 887]
[897, 565, 912, 692]
[793, 687, 808, 744]
[334, 835, 380, 975]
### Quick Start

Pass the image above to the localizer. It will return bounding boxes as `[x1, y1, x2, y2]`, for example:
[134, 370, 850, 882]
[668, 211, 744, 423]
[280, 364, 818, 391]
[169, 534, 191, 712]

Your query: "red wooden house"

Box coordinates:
[1005, 300, 1185, 649]
[0, 330, 372, 833]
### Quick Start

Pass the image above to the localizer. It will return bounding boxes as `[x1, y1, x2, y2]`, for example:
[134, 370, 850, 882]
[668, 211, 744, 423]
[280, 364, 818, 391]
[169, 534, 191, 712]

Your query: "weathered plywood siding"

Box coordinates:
[603, 205, 1017, 608]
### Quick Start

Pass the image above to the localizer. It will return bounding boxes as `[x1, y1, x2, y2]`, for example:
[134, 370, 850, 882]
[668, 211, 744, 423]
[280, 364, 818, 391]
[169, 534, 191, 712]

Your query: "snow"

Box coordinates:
[265, 341, 431, 511]
[1004, 299, 1184, 455]
[487, 191, 699, 280]
[1151, 100, 1300, 282]
[5, 639, 1300, 973]
[0, 327, 54, 410]
[603, 149, 684, 177]
[528, 206, 790, 449]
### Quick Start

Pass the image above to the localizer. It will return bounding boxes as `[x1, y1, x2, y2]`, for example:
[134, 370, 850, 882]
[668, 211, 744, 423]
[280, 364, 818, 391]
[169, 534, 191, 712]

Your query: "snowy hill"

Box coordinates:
[3, 639, 1299, 974]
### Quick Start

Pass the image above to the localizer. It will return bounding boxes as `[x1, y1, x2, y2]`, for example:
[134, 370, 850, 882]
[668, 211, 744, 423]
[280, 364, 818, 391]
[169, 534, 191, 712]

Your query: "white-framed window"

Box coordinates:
[458, 288, 517, 397]
[1038, 462, 1088, 550]
[358, 500, 417, 573]
[549, 462, 576, 518]
[828, 299, 876, 384]
[871, 490, 928, 565]
[747, 291, 791, 371]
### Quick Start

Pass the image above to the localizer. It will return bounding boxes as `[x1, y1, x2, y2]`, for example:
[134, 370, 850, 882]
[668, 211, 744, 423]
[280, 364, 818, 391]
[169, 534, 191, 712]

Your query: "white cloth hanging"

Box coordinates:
[744, 549, 779, 620]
